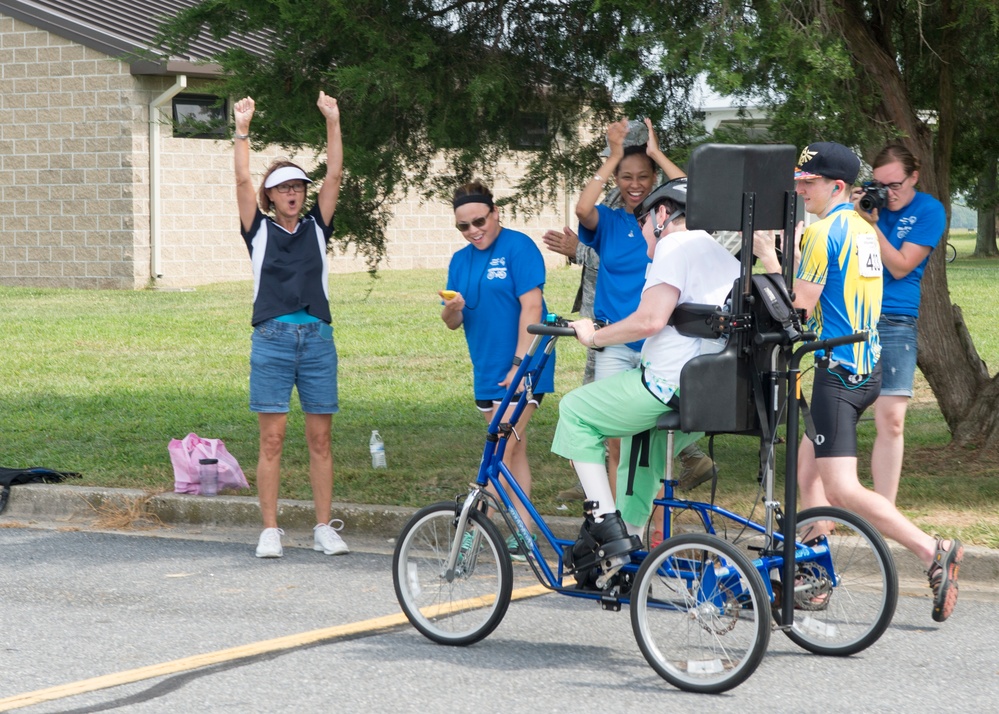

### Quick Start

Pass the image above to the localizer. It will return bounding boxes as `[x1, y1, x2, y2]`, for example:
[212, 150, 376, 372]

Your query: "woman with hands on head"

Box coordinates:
[234, 92, 349, 560]
[439, 180, 556, 561]
[571, 118, 713, 499]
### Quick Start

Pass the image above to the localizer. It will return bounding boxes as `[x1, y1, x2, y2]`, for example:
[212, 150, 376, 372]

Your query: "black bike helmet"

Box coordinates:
[635, 178, 687, 220]
[635, 178, 688, 237]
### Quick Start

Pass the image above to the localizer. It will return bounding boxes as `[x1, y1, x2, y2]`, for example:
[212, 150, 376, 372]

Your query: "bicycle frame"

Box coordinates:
[443, 318, 865, 617]
[446, 329, 589, 595]
[652, 487, 835, 610]
[649, 329, 863, 622]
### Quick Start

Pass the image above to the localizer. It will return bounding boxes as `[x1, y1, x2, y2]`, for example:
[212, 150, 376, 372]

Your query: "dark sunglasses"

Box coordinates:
[455, 213, 491, 232]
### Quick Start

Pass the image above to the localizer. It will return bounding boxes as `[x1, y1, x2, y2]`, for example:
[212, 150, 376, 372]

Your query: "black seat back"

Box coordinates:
[677, 274, 797, 435]
[679, 339, 757, 434]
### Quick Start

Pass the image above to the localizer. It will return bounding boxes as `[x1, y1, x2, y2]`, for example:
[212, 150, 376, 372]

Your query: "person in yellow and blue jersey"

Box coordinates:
[796, 190, 882, 376]
[754, 141, 962, 623]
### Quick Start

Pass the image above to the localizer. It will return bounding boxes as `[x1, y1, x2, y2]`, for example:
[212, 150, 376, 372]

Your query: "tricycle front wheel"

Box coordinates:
[393, 502, 512, 646]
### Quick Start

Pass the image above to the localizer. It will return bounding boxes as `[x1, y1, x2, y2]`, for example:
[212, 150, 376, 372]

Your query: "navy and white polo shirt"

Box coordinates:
[242, 204, 334, 326]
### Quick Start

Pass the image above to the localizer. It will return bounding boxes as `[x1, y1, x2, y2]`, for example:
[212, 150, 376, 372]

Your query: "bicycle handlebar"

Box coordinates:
[753, 332, 785, 346]
[808, 330, 869, 352]
[530, 317, 868, 371]
[527, 320, 577, 337]
[753, 329, 819, 346]
[791, 330, 869, 369]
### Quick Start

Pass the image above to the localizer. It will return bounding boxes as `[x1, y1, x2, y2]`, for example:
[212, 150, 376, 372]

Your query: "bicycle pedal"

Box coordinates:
[600, 594, 622, 612]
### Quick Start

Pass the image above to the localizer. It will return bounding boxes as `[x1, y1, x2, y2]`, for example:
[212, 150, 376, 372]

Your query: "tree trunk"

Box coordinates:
[974, 154, 998, 257]
[834, 0, 999, 451]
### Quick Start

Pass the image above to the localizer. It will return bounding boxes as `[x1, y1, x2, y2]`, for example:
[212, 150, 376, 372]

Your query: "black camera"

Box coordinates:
[859, 181, 888, 212]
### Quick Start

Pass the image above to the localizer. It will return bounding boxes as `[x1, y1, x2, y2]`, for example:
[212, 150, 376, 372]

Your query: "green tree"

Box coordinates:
[945, 2, 999, 258]
[159, 0, 999, 449]
[156, 0, 702, 269]
[669, 0, 999, 449]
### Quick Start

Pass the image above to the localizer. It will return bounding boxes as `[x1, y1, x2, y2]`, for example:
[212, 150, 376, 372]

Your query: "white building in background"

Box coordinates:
[696, 81, 769, 137]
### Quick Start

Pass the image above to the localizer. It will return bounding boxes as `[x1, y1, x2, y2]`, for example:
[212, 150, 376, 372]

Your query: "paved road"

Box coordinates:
[1, 526, 996, 713]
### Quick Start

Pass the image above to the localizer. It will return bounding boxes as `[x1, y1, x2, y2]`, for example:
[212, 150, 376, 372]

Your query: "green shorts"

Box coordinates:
[551, 368, 699, 526]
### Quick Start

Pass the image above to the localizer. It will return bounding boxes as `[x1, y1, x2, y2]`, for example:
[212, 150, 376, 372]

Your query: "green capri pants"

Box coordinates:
[551, 367, 700, 527]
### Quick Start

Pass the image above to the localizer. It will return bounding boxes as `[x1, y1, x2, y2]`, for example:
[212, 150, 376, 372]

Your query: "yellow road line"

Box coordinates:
[0, 583, 550, 712]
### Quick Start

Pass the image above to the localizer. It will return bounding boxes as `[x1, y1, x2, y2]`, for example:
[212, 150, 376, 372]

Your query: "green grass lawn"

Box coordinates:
[2, 237, 997, 546]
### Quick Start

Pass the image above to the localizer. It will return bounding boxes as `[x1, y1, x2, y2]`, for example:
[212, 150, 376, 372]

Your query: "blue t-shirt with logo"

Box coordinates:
[877, 191, 945, 317]
[577, 204, 650, 351]
[446, 228, 556, 401]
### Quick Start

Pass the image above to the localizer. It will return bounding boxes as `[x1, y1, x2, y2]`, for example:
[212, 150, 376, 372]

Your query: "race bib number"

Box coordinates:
[857, 232, 882, 278]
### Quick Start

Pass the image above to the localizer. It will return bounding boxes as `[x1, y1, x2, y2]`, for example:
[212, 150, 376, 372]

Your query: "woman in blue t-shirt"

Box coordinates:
[234, 93, 349, 560]
[440, 181, 555, 559]
[573, 118, 709, 500]
[854, 144, 945, 506]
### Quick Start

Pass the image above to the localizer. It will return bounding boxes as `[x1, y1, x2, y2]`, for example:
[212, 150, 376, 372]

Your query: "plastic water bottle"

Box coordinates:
[199, 458, 219, 496]
[369, 430, 387, 469]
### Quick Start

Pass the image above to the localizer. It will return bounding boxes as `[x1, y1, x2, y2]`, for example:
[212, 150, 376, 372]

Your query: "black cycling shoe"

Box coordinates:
[587, 512, 637, 554]
[565, 511, 641, 588]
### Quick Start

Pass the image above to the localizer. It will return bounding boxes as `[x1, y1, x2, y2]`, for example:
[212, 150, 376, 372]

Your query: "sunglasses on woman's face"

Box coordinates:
[455, 214, 490, 232]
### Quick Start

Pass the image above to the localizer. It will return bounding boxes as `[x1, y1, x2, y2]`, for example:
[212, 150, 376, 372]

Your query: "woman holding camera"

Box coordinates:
[854, 144, 946, 506]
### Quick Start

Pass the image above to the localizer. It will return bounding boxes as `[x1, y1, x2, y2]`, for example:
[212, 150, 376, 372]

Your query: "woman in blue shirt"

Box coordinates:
[854, 144, 945, 505]
[573, 118, 697, 499]
[440, 181, 555, 559]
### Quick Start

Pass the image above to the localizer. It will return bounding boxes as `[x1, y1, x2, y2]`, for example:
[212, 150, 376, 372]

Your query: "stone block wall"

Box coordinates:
[0, 14, 146, 288]
[0, 11, 577, 290]
[158, 137, 576, 285]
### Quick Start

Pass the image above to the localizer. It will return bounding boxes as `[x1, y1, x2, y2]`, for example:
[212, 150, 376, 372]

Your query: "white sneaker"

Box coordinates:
[256, 527, 284, 558]
[314, 519, 349, 555]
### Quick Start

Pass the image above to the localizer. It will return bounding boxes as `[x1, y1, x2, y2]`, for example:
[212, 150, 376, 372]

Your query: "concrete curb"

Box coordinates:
[0, 483, 583, 541]
[3, 483, 996, 586]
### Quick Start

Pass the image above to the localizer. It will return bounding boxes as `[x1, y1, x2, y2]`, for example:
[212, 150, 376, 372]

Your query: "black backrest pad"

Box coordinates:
[678, 275, 794, 435]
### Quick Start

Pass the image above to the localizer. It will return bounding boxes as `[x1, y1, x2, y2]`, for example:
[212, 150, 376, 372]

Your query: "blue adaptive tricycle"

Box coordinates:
[392, 144, 897, 694]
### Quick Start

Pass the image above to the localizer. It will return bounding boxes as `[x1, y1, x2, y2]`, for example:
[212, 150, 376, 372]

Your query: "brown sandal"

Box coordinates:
[928, 537, 964, 623]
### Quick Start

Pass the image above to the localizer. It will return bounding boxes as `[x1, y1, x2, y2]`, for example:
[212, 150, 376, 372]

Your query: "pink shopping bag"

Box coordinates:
[169, 433, 248, 494]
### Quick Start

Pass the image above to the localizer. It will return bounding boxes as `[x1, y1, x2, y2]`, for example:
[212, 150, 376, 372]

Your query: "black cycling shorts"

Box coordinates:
[475, 393, 546, 411]
[808, 361, 882, 458]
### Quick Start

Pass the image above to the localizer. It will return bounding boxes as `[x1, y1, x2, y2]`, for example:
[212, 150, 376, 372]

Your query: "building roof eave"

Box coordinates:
[0, 0, 266, 74]
[129, 58, 222, 78]
[0, 0, 136, 58]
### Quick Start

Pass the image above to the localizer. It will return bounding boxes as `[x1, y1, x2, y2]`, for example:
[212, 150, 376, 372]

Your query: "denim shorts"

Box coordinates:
[249, 319, 339, 414]
[594, 343, 643, 381]
[877, 314, 918, 398]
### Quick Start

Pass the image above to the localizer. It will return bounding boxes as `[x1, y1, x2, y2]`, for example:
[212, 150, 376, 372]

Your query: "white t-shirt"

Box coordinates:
[640, 229, 741, 403]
